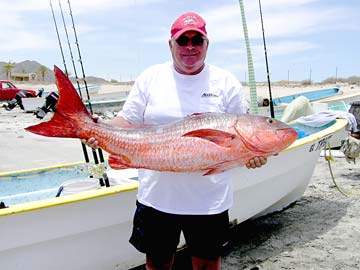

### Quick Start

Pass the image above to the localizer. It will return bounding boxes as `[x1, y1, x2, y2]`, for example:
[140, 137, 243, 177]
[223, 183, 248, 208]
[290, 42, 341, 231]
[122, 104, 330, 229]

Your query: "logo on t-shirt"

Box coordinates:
[201, 92, 219, 98]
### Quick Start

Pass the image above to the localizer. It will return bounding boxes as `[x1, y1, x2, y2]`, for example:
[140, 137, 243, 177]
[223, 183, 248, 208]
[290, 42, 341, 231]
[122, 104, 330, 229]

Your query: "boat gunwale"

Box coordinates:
[272, 87, 340, 105]
[313, 91, 360, 103]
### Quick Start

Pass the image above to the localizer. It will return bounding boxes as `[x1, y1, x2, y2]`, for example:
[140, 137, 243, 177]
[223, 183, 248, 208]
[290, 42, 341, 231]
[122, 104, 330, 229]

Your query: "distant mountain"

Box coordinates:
[0, 60, 109, 84]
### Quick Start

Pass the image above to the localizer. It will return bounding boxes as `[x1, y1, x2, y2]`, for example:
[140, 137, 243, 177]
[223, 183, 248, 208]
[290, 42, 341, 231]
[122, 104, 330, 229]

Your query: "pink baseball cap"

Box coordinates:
[170, 12, 207, 39]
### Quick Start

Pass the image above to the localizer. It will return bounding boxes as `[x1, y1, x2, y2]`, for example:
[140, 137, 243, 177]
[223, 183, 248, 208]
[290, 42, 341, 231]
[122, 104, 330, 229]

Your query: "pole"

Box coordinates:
[238, 0, 259, 114]
[258, 0, 275, 118]
[287, 69, 290, 85]
[335, 66, 338, 83]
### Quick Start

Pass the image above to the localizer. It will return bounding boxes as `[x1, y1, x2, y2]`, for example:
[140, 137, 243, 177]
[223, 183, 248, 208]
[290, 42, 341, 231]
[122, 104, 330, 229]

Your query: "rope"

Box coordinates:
[324, 143, 360, 196]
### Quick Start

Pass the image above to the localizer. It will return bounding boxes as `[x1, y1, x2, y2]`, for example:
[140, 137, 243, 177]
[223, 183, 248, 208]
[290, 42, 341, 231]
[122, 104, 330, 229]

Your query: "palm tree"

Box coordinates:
[238, 0, 258, 114]
[3, 61, 16, 80]
[38, 65, 48, 81]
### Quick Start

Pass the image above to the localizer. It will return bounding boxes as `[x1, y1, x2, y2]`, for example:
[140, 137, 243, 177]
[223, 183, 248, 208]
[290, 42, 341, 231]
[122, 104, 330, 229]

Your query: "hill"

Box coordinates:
[0, 60, 108, 84]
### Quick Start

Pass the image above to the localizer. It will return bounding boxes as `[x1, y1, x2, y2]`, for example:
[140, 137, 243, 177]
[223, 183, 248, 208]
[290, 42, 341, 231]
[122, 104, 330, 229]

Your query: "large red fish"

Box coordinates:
[26, 66, 298, 175]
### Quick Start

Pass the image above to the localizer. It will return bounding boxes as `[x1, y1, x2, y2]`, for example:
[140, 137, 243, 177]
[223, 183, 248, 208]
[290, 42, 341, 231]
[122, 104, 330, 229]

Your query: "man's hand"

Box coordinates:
[81, 137, 99, 149]
[245, 156, 267, 169]
[81, 114, 100, 149]
[80, 114, 130, 149]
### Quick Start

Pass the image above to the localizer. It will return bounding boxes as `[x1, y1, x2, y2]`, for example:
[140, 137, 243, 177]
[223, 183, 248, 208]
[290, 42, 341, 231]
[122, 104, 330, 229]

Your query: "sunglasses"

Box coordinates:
[175, 35, 206, 46]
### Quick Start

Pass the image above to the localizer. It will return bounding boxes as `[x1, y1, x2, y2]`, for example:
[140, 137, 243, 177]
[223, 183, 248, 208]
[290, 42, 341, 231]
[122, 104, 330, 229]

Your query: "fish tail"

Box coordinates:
[25, 65, 92, 138]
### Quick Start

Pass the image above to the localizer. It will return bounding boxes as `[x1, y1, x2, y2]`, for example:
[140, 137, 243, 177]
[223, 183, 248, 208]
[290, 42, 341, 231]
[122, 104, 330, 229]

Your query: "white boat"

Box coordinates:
[313, 91, 360, 110]
[0, 118, 348, 270]
[257, 87, 341, 118]
[259, 90, 360, 119]
[22, 96, 46, 112]
[77, 84, 101, 97]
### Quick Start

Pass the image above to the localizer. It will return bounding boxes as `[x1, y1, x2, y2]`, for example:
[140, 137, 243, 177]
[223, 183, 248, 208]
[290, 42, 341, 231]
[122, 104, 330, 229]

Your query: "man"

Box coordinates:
[86, 12, 266, 270]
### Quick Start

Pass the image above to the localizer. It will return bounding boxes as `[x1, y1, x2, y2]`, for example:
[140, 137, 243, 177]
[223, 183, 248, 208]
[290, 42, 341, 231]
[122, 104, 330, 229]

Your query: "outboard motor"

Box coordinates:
[340, 101, 360, 163]
[34, 91, 59, 119]
[349, 101, 360, 138]
[0, 201, 7, 209]
[37, 88, 45, 97]
[5, 90, 27, 111]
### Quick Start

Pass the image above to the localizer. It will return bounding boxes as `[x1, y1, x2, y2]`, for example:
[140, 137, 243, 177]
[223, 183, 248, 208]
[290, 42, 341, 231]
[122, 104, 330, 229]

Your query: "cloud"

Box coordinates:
[0, 0, 358, 82]
[0, 31, 54, 51]
[0, 0, 142, 13]
[264, 40, 318, 56]
[199, 1, 353, 42]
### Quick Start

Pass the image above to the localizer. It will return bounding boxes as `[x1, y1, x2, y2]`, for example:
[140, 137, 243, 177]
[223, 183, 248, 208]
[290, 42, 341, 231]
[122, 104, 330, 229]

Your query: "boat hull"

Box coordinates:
[0, 185, 142, 270]
[0, 119, 348, 270]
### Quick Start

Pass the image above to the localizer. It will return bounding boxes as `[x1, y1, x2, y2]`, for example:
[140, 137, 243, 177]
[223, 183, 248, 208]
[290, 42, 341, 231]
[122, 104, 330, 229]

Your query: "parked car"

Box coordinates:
[0, 80, 37, 100]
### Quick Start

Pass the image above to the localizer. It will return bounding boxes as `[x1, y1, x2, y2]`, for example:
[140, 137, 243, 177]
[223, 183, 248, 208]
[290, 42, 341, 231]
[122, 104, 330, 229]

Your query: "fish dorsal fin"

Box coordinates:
[182, 129, 236, 148]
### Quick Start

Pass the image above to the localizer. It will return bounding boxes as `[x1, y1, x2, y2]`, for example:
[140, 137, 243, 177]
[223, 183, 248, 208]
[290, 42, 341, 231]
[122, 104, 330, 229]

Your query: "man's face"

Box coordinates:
[169, 31, 209, 75]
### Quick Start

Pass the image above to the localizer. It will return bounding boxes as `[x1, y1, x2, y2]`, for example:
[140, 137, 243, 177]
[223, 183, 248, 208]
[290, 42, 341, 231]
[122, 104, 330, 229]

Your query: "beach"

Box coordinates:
[1, 83, 360, 269]
[221, 158, 360, 270]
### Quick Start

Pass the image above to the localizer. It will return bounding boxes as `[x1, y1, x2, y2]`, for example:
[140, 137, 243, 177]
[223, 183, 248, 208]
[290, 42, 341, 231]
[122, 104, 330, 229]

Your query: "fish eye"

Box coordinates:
[267, 118, 276, 124]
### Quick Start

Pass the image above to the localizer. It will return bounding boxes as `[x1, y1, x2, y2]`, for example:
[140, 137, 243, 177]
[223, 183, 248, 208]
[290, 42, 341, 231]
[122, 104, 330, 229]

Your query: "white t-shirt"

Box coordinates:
[119, 61, 245, 214]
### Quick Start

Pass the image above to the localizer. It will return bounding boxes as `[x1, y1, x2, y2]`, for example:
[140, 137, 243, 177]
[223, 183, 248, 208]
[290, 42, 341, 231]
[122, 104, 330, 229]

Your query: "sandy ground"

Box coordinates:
[221, 158, 360, 270]
[0, 107, 92, 173]
[1, 83, 360, 269]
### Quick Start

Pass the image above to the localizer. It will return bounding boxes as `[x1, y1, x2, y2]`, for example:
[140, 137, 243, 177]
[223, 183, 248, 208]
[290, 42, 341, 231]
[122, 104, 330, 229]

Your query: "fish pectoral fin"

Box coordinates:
[108, 154, 132, 170]
[182, 129, 236, 148]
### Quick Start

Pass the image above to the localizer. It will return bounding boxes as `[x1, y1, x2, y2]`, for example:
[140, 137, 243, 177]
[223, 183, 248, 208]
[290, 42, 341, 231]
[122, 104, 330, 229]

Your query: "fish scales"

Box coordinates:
[82, 117, 234, 171]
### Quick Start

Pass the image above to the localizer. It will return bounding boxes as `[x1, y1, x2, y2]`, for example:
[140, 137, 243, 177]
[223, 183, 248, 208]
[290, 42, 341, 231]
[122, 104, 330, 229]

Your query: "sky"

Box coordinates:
[0, 0, 359, 83]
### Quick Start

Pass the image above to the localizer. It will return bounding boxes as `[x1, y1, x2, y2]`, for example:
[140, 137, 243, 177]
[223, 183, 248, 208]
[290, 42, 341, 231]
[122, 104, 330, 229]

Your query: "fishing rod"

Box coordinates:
[67, 0, 109, 187]
[49, 0, 109, 187]
[57, 0, 83, 100]
[50, 0, 91, 167]
[49, 0, 68, 76]
[66, 0, 93, 113]
[66, 0, 109, 187]
[258, 0, 275, 118]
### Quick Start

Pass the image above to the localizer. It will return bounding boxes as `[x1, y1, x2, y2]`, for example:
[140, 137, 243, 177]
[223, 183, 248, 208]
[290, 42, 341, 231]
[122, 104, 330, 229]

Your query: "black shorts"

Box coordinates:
[129, 201, 229, 260]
